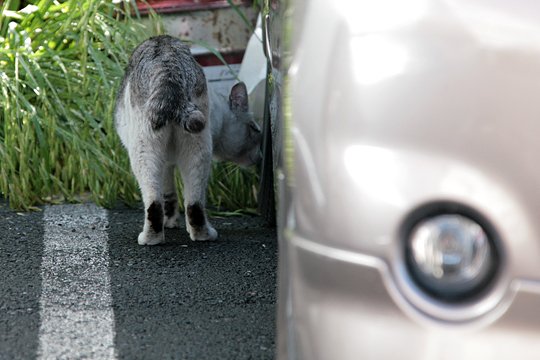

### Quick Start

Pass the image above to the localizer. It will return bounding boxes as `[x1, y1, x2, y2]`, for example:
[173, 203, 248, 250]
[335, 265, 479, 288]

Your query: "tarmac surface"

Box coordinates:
[0, 201, 277, 359]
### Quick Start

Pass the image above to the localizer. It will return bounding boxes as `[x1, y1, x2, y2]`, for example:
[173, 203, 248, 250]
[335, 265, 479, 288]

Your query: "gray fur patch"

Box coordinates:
[115, 35, 207, 131]
[163, 193, 177, 218]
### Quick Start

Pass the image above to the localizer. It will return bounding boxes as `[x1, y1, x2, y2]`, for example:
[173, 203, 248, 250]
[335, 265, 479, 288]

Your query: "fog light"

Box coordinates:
[406, 214, 497, 301]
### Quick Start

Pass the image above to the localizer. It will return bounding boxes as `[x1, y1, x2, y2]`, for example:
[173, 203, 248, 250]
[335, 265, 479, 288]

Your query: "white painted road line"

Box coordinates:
[38, 204, 116, 359]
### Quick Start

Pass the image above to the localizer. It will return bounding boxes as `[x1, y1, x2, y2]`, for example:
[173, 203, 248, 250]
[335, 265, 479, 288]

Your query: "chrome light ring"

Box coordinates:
[402, 202, 502, 303]
[391, 202, 509, 324]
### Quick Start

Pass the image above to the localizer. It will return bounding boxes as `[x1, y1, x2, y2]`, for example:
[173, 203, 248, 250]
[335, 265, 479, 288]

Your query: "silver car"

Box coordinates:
[277, 0, 540, 359]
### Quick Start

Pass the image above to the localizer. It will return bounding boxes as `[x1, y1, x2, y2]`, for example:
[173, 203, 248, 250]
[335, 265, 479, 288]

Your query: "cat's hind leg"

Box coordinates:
[128, 131, 168, 245]
[163, 164, 180, 228]
[178, 130, 217, 241]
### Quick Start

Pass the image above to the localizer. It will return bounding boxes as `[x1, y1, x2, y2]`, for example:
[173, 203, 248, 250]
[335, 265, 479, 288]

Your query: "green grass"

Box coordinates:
[0, 0, 259, 212]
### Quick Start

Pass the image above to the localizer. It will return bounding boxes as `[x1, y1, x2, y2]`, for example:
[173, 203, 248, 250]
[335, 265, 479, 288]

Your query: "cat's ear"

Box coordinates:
[229, 82, 249, 113]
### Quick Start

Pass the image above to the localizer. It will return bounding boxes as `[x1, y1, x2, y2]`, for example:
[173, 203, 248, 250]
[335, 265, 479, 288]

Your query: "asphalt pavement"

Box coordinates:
[0, 201, 277, 359]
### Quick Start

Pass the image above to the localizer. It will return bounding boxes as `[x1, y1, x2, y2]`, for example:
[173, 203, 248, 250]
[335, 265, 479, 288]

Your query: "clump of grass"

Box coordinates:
[208, 162, 259, 213]
[0, 0, 259, 212]
[0, 0, 151, 210]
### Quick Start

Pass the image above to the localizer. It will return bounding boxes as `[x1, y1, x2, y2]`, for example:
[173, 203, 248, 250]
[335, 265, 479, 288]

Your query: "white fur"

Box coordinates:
[116, 79, 260, 246]
[116, 81, 217, 245]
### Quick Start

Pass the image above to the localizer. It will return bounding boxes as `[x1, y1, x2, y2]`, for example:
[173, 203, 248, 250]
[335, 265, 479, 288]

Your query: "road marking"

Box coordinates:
[38, 204, 116, 359]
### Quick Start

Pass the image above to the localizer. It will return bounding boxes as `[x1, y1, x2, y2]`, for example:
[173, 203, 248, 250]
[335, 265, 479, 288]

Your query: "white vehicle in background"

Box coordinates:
[276, 0, 540, 359]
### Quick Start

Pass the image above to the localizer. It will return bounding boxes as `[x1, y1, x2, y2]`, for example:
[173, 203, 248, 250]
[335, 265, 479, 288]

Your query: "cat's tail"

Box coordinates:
[181, 103, 206, 133]
[146, 78, 205, 133]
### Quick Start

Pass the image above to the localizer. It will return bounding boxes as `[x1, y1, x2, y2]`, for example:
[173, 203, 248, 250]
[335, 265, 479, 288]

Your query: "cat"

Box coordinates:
[114, 35, 262, 245]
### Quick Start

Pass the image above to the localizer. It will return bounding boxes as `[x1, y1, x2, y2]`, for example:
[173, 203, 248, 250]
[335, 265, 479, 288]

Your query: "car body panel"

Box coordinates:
[278, 0, 540, 358]
[286, 235, 540, 360]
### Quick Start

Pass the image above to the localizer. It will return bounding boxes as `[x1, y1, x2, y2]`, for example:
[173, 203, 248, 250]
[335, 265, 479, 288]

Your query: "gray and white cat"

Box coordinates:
[115, 35, 261, 245]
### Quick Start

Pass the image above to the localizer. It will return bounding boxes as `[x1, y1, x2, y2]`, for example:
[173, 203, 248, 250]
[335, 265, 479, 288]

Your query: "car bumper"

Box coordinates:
[282, 231, 540, 360]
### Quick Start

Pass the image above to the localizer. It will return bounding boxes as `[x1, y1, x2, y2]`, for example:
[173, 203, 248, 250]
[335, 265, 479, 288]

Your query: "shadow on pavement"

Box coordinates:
[107, 206, 277, 359]
[0, 203, 44, 359]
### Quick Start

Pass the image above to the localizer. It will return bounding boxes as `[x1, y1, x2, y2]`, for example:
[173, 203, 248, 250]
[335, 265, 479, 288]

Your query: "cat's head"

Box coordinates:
[214, 82, 262, 167]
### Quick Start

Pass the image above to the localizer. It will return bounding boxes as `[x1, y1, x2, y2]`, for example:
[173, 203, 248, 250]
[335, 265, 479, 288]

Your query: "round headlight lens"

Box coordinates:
[406, 214, 497, 301]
